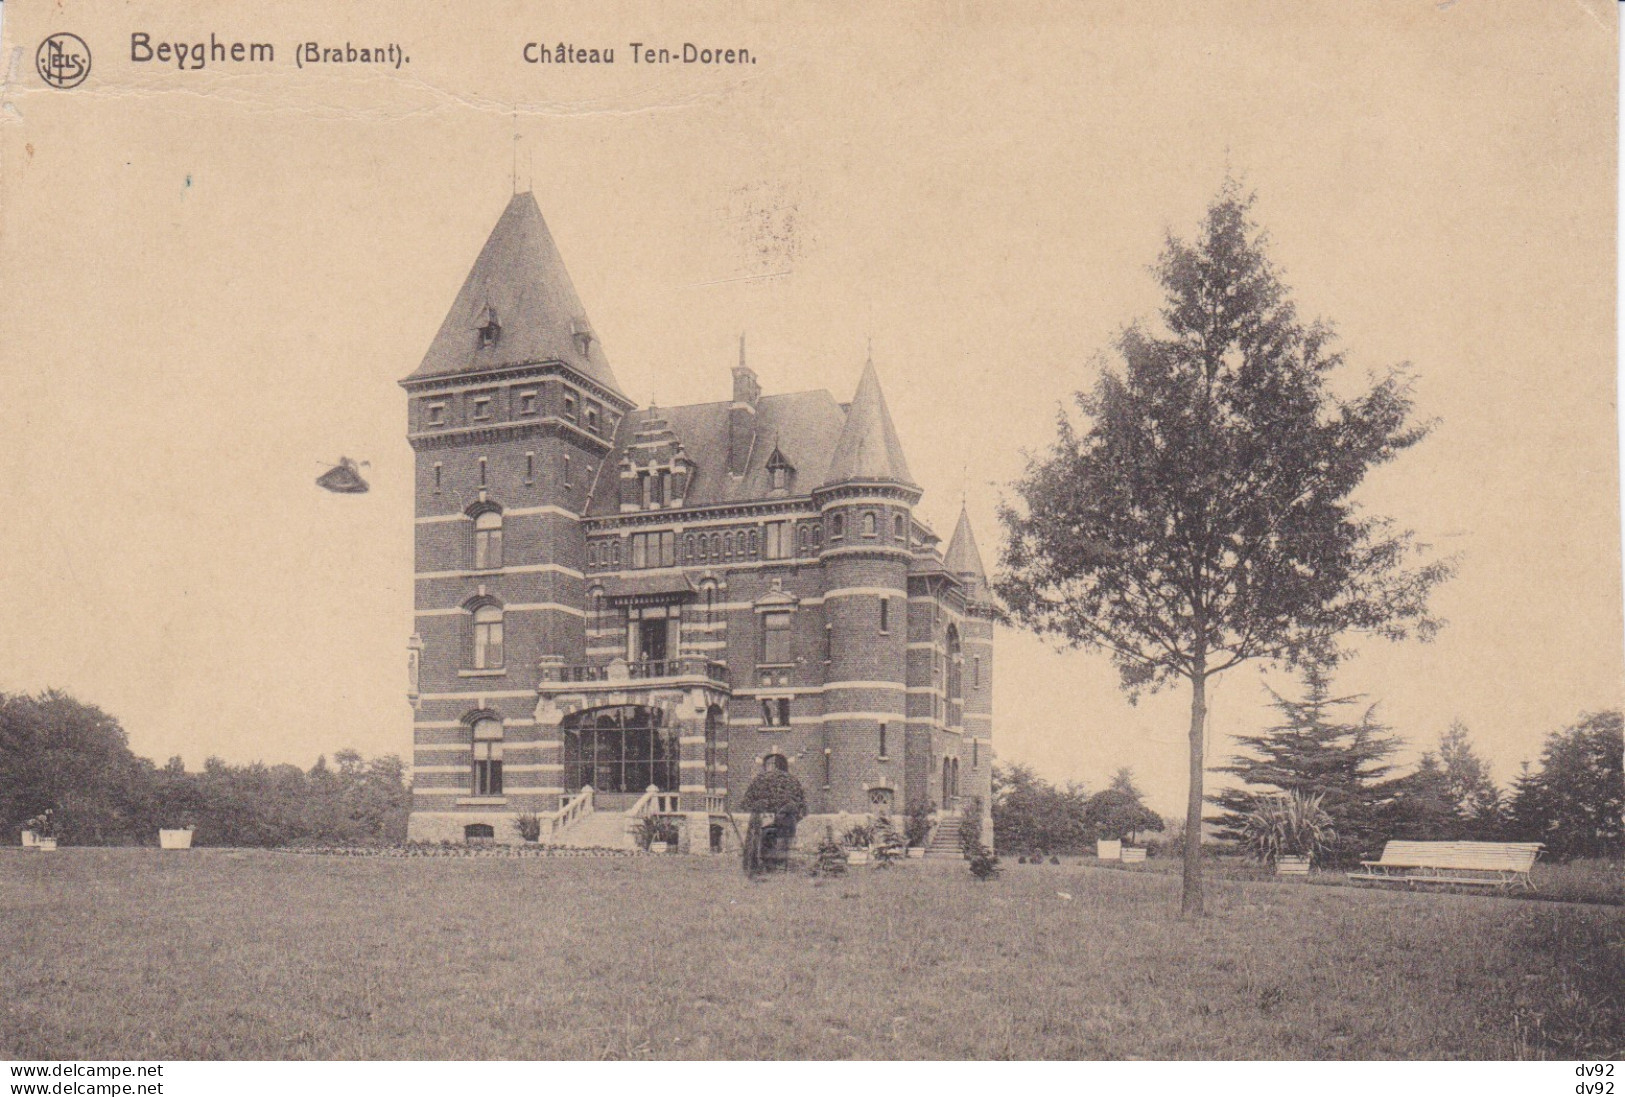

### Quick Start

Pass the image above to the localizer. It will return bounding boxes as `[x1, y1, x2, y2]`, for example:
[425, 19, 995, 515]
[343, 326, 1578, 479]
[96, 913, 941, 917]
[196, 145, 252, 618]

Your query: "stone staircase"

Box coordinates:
[925, 812, 964, 860]
[552, 808, 635, 850]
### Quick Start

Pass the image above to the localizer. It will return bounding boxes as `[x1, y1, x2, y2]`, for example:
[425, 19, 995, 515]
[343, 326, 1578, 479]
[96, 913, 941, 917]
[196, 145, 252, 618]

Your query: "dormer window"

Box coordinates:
[478, 306, 501, 348]
[573, 326, 594, 357]
[766, 448, 794, 493]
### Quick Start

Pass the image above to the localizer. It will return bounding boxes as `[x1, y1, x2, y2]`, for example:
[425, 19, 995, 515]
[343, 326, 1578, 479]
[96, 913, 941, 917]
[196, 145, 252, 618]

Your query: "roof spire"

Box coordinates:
[822, 355, 915, 488]
[944, 503, 988, 598]
[511, 107, 520, 195]
[407, 193, 624, 396]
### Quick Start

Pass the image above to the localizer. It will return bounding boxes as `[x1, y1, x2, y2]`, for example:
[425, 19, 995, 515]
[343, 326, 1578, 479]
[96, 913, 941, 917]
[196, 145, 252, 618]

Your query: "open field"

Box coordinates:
[1072, 853, 1625, 907]
[3, 848, 1621, 1060]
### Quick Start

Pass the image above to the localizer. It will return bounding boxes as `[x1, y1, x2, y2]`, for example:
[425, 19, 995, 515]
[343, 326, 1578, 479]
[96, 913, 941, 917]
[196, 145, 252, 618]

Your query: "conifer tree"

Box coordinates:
[1210, 665, 1399, 862]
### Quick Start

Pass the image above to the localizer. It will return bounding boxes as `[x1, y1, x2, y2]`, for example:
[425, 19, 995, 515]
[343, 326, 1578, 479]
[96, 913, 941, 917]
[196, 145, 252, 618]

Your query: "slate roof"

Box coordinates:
[823, 359, 915, 488]
[407, 192, 624, 396]
[586, 389, 849, 515]
[944, 504, 989, 599]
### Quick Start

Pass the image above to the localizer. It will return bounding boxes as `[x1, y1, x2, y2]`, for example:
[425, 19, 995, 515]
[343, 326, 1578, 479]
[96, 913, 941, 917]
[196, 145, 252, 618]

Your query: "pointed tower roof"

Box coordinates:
[944, 504, 989, 598]
[408, 192, 624, 397]
[822, 358, 915, 488]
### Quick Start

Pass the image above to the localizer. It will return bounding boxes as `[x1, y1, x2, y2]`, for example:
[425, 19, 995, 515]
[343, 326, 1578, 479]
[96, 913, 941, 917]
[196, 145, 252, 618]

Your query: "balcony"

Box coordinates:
[538, 656, 730, 694]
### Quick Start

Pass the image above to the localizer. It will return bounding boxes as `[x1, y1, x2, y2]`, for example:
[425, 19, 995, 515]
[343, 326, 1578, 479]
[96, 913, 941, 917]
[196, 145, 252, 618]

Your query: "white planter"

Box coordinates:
[1096, 839, 1121, 861]
[906, 848, 925, 859]
[649, 841, 669, 854]
[35, 837, 58, 851]
[20, 829, 36, 847]
[1120, 847, 1147, 864]
[1276, 855, 1310, 877]
[159, 828, 194, 850]
[846, 850, 870, 865]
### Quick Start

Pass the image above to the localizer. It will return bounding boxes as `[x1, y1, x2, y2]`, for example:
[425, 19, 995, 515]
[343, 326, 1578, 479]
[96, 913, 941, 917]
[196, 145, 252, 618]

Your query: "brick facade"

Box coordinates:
[402, 193, 993, 848]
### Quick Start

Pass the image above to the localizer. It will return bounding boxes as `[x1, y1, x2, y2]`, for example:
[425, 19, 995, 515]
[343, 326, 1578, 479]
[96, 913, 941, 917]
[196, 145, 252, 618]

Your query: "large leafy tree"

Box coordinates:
[1507, 710, 1623, 861]
[1210, 665, 1399, 862]
[997, 182, 1452, 914]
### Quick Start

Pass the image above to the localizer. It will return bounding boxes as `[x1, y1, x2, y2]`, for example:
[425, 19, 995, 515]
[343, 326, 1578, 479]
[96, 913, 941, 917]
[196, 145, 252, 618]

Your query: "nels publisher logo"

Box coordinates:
[37, 33, 92, 89]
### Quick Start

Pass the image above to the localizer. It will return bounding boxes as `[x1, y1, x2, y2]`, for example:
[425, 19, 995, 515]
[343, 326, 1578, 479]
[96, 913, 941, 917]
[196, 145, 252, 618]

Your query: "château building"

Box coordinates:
[403, 192, 993, 852]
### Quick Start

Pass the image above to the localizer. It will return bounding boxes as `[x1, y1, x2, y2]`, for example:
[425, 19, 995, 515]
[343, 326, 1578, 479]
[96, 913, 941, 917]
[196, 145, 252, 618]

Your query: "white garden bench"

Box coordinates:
[1346, 840, 1543, 892]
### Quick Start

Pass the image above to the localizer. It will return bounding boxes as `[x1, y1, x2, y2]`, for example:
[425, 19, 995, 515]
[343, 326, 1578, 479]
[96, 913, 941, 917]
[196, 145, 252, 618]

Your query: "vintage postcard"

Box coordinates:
[0, 0, 1619, 1076]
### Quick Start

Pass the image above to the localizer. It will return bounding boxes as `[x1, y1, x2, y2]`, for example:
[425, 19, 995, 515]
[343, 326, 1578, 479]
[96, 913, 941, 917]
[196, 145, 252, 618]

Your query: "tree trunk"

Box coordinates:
[1181, 665, 1208, 916]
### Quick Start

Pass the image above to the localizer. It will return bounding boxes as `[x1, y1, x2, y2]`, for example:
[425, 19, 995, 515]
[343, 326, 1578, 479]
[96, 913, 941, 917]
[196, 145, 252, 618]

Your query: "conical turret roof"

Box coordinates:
[408, 192, 623, 396]
[944, 504, 988, 598]
[823, 359, 915, 488]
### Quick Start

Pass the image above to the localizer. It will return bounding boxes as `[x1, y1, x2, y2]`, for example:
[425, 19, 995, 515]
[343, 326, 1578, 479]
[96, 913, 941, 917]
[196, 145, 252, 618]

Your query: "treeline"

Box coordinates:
[1, 690, 409, 847]
[992, 670, 1623, 864]
[992, 765, 1164, 855]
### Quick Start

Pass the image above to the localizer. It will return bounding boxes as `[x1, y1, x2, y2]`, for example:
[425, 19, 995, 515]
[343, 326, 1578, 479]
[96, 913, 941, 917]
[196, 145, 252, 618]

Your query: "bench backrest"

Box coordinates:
[1374, 840, 1542, 872]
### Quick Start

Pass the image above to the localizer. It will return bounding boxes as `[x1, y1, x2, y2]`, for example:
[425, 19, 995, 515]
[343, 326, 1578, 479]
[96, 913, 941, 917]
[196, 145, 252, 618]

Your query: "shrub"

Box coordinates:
[958, 795, 985, 860]
[841, 823, 874, 850]
[872, 816, 905, 866]
[1241, 791, 1335, 864]
[515, 813, 542, 842]
[812, 826, 847, 877]
[904, 796, 936, 848]
[968, 843, 1000, 881]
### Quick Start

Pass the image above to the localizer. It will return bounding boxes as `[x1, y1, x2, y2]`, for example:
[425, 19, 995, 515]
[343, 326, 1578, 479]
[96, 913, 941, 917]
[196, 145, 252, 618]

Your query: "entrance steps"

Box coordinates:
[553, 809, 636, 850]
[925, 812, 963, 860]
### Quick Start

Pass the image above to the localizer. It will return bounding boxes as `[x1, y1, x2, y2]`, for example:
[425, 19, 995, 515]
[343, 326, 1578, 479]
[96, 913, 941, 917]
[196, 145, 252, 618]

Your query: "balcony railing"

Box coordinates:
[538, 656, 730, 690]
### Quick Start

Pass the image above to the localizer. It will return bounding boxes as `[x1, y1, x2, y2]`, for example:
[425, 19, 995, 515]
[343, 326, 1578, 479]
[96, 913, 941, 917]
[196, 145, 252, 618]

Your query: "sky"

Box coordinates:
[0, 0, 1619, 815]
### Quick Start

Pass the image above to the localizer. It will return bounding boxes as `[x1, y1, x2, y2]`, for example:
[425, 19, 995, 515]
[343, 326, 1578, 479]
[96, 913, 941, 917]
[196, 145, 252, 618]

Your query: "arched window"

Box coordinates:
[946, 625, 963, 718]
[464, 823, 495, 841]
[830, 514, 844, 540]
[474, 510, 503, 570]
[942, 757, 951, 805]
[869, 787, 894, 810]
[763, 753, 788, 773]
[894, 513, 907, 541]
[747, 529, 759, 557]
[724, 533, 734, 559]
[862, 511, 877, 538]
[611, 540, 621, 566]
[684, 534, 695, 561]
[472, 603, 504, 669]
[472, 717, 503, 796]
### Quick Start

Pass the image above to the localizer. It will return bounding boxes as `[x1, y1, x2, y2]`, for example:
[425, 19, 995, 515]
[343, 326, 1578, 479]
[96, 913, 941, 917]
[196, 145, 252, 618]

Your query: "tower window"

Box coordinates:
[524, 453, 534, 484]
[894, 513, 907, 541]
[472, 717, 503, 795]
[518, 390, 538, 416]
[562, 455, 572, 489]
[472, 604, 504, 669]
[763, 753, 789, 773]
[474, 510, 504, 570]
[433, 463, 442, 493]
[472, 397, 492, 422]
[478, 457, 487, 486]
[973, 656, 981, 689]
[830, 514, 845, 540]
[586, 404, 601, 433]
[879, 597, 890, 634]
[973, 741, 979, 769]
[425, 402, 446, 428]
[760, 698, 791, 727]
[862, 512, 877, 538]
[878, 722, 888, 759]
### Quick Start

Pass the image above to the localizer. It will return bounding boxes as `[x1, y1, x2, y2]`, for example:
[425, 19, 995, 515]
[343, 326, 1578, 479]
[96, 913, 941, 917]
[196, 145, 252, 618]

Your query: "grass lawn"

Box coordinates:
[2, 848, 1620, 1060]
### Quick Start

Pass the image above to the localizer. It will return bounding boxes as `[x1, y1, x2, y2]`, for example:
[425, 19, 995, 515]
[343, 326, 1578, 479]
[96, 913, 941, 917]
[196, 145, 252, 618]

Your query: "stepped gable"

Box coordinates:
[822, 358, 915, 488]
[407, 192, 624, 396]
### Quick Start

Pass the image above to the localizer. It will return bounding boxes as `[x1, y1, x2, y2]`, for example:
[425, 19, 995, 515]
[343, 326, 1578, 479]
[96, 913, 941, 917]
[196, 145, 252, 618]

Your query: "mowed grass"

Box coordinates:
[2, 849, 1621, 1060]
